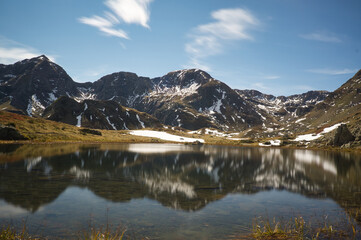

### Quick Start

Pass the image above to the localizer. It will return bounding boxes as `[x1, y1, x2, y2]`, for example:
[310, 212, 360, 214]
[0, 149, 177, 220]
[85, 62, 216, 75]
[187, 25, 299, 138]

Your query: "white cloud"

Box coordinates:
[105, 0, 152, 28]
[307, 68, 357, 75]
[262, 75, 280, 80]
[0, 47, 40, 64]
[198, 8, 259, 40]
[0, 38, 56, 64]
[300, 31, 342, 43]
[185, 35, 221, 59]
[79, 15, 129, 39]
[185, 8, 259, 71]
[79, 0, 152, 39]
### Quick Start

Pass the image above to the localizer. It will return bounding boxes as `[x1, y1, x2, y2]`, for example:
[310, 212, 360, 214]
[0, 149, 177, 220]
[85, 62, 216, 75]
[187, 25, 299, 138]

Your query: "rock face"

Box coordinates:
[0, 55, 89, 116]
[42, 96, 162, 130]
[0, 124, 27, 140]
[332, 124, 355, 146]
[91, 71, 152, 107]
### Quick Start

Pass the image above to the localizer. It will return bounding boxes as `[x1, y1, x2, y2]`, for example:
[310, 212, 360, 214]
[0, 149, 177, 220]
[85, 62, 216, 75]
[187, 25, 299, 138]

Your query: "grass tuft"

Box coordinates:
[244, 215, 360, 240]
[0, 225, 40, 240]
[81, 227, 126, 240]
[251, 216, 307, 240]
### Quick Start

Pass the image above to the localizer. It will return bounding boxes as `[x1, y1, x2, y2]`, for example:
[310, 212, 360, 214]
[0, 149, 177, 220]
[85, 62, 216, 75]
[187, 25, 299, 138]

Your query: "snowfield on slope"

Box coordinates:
[293, 122, 345, 142]
[259, 140, 281, 147]
[129, 130, 205, 143]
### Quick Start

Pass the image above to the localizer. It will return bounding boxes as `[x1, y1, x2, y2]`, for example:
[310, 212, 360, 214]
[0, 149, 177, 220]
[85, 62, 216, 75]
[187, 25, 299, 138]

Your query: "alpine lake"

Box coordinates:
[0, 143, 360, 239]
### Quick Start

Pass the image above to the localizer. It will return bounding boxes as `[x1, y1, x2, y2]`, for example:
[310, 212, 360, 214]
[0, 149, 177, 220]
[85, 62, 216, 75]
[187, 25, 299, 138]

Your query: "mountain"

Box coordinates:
[91, 69, 263, 131]
[91, 71, 153, 106]
[306, 70, 361, 125]
[43, 96, 162, 130]
[300, 70, 361, 140]
[1, 55, 360, 136]
[0, 57, 265, 131]
[237, 89, 329, 120]
[0, 55, 92, 116]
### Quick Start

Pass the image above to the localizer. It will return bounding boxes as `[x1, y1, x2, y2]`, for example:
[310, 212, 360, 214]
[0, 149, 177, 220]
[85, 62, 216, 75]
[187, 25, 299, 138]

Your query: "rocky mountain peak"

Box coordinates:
[0, 55, 81, 116]
[16, 55, 51, 66]
[154, 69, 212, 89]
[237, 89, 276, 101]
[37, 55, 49, 61]
[100, 71, 140, 82]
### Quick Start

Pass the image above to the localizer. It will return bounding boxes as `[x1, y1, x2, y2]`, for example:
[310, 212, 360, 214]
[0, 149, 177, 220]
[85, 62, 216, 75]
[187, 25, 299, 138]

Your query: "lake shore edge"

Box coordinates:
[1, 139, 360, 154]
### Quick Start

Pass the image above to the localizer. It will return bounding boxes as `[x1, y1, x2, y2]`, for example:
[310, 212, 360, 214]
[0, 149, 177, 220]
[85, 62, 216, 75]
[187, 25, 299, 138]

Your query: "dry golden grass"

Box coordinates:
[0, 111, 173, 144]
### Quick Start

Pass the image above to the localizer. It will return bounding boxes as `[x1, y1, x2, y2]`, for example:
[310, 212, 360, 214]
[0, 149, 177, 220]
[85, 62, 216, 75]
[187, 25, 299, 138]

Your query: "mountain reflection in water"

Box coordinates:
[0, 144, 360, 238]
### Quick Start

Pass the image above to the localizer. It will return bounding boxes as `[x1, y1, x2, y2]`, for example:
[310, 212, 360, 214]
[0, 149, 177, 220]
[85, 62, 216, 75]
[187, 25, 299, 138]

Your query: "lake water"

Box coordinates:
[0, 144, 360, 239]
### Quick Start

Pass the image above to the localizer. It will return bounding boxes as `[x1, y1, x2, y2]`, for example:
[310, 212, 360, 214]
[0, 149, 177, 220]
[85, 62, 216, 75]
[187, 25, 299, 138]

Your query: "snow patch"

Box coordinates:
[150, 82, 200, 98]
[295, 118, 306, 123]
[136, 114, 145, 128]
[26, 94, 45, 116]
[76, 114, 82, 127]
[188, 128, 236, 138]
[4, 74, 16, 78]
[259, 140, 281, 147]
[74, 87, 96, 102]
[293, 122, 345, 142]
[106, 116, 117, 130]
[48, 92, 57, 102]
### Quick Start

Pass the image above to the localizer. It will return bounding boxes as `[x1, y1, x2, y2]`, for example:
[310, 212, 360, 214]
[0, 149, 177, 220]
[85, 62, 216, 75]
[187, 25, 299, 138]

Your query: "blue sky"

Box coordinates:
[0, 0, 360, 96]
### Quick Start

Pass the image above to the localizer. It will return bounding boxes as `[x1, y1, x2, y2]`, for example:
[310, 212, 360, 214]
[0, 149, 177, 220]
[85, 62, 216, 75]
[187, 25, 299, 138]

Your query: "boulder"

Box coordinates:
[79, 128, 102, 136]
[333, 124, 355, 146]
[0, 124, 28, 140]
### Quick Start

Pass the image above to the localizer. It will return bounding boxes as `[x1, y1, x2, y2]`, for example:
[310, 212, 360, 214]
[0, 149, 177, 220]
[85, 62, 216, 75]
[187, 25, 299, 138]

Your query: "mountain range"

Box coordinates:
[0, 55, 360, 140]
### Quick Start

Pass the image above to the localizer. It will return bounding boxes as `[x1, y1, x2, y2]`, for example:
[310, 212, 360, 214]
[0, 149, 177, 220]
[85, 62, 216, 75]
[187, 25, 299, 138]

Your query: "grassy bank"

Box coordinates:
[1, 111, 360, 153]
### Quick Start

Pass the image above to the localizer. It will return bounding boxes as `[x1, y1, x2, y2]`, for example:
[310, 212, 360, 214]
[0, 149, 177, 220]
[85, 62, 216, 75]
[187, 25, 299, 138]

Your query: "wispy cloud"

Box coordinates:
[300, 31, 342, 43]
[185, 8, 259, 71]
[252, 82, 269, 91]
[307, 68, 357, 75]
[0, 37, 55, 64]
[262, 75, 280, 80]
[79, 14, 129, 39]
[79, 0, 152, 40]
[106, 0, 152, 28]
